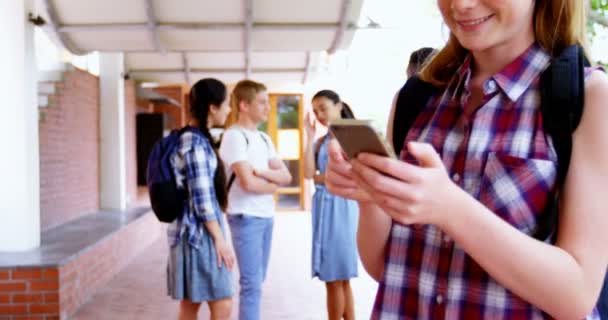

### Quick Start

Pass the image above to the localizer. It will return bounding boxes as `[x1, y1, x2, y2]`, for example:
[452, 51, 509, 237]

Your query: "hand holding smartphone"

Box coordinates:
[328, 119, 397, 160]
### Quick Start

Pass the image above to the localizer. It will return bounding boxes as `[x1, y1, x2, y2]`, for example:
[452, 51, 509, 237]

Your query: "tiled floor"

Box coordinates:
[72, 212, 378, 320]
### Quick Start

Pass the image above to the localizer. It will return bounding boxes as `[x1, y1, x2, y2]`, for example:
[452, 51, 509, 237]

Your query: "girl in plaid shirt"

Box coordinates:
[167, 78, 235, 320]
[326, 0, 608, 319]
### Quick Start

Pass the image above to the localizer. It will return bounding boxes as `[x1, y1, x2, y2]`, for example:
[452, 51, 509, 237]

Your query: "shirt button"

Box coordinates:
[452, 173, 460, 183]
[486, 80, 497, 91]
[436, 294, 444, 305]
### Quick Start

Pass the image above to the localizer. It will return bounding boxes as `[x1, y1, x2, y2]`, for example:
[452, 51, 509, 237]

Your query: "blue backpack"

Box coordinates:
[146, 127, 195, 223]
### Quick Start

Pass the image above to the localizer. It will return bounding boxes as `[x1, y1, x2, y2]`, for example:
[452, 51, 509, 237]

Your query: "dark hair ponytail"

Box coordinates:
[189, 78, 228, 211]
[340, 102, 355, 119]
[312, 89, 356, 119]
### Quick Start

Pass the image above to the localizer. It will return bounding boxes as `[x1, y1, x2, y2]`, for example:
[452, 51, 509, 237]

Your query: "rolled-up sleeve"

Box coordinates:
[184, 143, 217, 222]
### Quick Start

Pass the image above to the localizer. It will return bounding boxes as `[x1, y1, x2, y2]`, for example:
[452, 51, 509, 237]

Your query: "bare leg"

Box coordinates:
[208, 298, 232, 320]
[326, 281, 345, 320]
[178, 300, 201, 320]
[343, 280, 355, 320]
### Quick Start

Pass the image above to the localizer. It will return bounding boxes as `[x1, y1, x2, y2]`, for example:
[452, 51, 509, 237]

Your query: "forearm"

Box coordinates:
[204, 220, 224, 242]
[357, 201, 393, 282]
[304, 140, 316, 179]
[443, 189, 596, 319]
[241, 176, 278, 194]
[257, 168, 291, 185]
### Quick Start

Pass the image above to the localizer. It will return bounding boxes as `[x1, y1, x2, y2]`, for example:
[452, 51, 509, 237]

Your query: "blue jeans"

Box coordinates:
[228, 214, 274, 320]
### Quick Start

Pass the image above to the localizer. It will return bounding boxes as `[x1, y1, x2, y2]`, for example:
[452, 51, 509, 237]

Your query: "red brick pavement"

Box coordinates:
[72, 212, 378, 320]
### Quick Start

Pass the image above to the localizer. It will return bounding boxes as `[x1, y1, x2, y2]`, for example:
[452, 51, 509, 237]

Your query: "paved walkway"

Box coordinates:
[72, 211, 378, 319]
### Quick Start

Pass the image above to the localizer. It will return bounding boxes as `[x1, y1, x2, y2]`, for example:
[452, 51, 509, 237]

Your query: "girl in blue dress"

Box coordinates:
[304, 90, 359, 320]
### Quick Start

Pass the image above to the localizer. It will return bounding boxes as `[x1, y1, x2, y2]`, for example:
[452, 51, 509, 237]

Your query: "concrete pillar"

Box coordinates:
[99, 53, 127, 210]
[0, 0, 41, 251]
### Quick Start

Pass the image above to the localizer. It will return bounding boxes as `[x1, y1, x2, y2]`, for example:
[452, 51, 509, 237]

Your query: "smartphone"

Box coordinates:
[328, 119, 397, 160]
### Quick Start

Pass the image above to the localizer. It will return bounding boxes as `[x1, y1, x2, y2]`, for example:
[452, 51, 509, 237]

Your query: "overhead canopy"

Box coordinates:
[38, 0, 365, 85]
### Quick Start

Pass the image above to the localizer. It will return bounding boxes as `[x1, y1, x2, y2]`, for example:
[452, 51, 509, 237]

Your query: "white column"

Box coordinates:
[0, 0, 40, 251]
[99, 53, 127, 210]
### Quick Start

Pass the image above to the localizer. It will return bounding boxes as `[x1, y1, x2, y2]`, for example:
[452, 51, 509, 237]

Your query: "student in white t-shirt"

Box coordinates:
[218, 79, 291, 320]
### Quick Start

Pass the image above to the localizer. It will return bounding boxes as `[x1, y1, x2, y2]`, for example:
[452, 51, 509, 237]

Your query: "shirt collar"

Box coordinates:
[452, 43, 551, 102]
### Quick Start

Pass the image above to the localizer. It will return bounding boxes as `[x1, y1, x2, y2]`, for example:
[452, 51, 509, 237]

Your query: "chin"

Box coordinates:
[459, 39, 494, 53]
[455, 33, 499, 52]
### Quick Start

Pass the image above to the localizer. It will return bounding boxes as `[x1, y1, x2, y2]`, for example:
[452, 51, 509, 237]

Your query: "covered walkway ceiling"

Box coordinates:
[38, 0, 365, 85]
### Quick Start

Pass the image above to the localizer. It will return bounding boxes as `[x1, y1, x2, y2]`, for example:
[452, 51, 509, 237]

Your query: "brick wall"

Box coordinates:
[124, 80, 138, 206]
[0, 213, 161, 319]
[39, 71, 141, 230]
[58, 213, 160, 319]
[0, 267, 60, 319]
[153, 86, 186, 129]
[39, 69, 100, 230]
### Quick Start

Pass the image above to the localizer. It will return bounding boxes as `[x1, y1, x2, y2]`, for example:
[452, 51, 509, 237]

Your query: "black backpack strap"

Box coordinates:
[180, 125, 204, 133]
[392, 76, 438, 155]
[226, 130, 249, 192]
[258, 132, 273, 153]
[535, 45, 586, 240]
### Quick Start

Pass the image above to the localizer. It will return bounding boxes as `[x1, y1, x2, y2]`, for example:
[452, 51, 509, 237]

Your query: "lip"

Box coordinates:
[455, 14, 494, 32]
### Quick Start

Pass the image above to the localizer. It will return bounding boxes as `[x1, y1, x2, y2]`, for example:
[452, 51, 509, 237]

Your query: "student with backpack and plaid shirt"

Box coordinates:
[325, 0, 608, 319]
[165, 78, 235, 320]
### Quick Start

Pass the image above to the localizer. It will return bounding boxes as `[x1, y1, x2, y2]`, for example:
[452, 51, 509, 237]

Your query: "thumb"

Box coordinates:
[407, 142, 443, 168]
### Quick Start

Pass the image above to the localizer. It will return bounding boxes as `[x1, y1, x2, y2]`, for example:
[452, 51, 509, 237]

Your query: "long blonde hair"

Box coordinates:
[420, 0, 589, 87]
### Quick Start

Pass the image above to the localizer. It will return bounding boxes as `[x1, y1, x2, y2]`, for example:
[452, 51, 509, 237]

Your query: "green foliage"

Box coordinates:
[591, 0, 608, 12]
[588, 0, 608, 42]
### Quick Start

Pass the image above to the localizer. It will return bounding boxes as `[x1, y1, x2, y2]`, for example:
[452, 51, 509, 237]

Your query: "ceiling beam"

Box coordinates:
[327, 0, 353, 54]
[182, 53, 191, 84]
[129, 68, 306, 74]
[302, 51, 312, 84]
[57, 22, 359, 33]
[244, 0, 254, 79]
[42, 0, 87, 55]
[144, 0, 165, 54]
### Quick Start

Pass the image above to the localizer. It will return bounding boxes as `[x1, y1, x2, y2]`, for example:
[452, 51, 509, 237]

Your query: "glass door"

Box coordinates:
[259, 93, 304, 210]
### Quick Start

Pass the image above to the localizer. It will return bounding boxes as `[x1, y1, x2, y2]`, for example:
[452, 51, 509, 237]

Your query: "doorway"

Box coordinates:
[259, 93, 304, 210]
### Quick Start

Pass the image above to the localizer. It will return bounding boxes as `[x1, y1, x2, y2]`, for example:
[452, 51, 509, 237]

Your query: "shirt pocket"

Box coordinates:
[478, 152, 557, 235]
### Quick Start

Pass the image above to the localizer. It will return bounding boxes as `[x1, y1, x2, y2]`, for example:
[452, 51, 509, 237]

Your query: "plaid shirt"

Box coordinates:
[373, 44, 599, 319]
[167, 129, 222, 248]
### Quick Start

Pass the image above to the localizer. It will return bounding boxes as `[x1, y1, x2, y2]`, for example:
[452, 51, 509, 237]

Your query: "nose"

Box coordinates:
[451, 0, 476, 12]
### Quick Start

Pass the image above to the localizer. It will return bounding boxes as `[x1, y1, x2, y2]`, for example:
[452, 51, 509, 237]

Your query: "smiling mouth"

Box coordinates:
[457, 14, 494, 27]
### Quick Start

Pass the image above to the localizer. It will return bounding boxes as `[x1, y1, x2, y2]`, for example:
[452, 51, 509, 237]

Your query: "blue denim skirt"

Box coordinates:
[167, 234, 233, 302]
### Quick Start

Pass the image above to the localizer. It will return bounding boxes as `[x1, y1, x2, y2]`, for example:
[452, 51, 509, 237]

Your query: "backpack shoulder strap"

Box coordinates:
[540, 44, 586, 186]
[535, 44, 586, 240]
[178, 125, 198, 136]
[227, 129, 250, 192]
[392, 75, 438, 155]
[258, 132, 271, 150]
